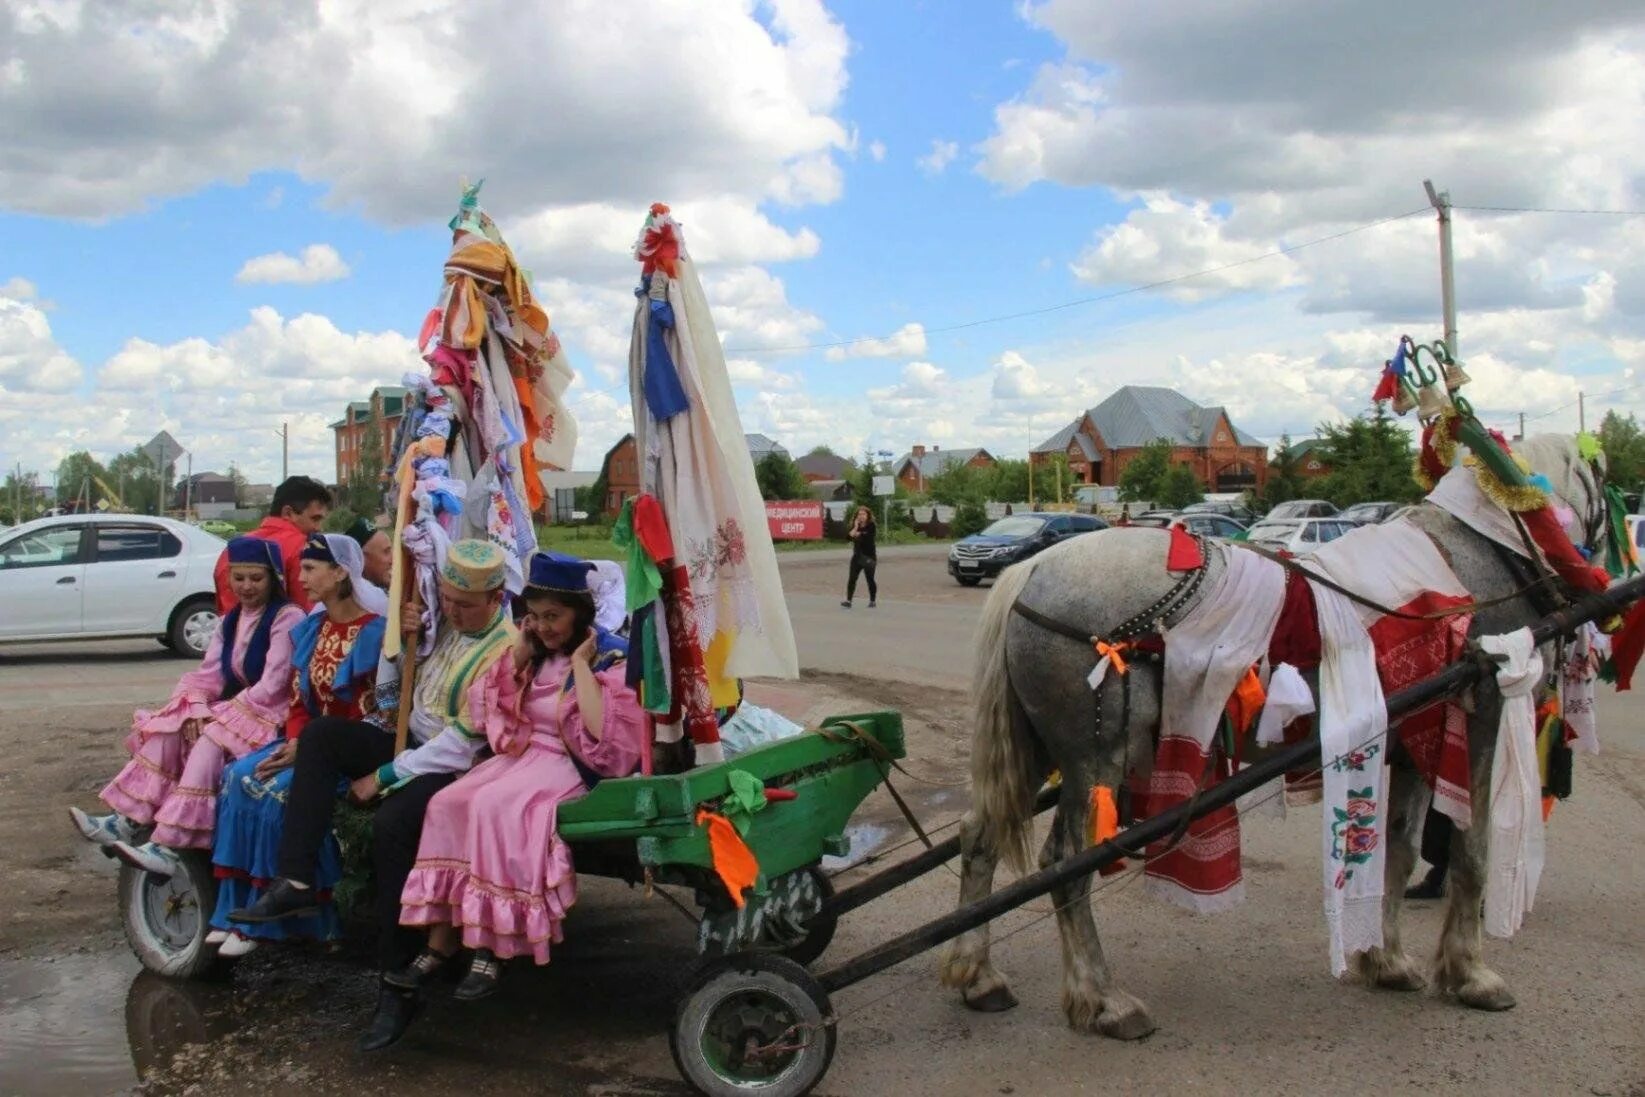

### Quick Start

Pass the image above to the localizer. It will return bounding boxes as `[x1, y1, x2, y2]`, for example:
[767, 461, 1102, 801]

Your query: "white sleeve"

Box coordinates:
[390, 724, 484, 780]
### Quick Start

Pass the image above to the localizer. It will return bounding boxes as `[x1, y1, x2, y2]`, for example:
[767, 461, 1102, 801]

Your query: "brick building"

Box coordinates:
[795, 451, 851, 482]
[1032, 386, 1269, 495]
[331, 385, 409, 485]
[599, 434, 641, 517]
[893, 445, 996, 493]
[1284, 437, 1332, 479]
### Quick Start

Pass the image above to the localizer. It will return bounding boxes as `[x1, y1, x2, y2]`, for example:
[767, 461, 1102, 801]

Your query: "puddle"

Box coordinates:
[0, 950, 236, 1096]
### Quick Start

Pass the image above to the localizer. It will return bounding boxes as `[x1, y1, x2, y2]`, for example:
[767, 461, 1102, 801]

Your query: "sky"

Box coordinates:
[3, 0, 1644, 488]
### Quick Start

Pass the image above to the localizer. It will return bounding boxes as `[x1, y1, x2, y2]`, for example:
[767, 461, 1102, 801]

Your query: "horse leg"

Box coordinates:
[1434, 706, 1517, 1011]
[1352, 758, 1428, 991]
[1044, 771, 1155, 1040]
[939, 809, 1017, 1012]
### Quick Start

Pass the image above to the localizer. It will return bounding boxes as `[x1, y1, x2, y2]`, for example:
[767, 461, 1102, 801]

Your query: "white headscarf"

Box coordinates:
[308, 532, 390, 618]
[589, 559, 628, 634]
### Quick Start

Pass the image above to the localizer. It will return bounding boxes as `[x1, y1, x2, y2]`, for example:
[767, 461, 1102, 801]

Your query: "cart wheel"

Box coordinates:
[777, 868, 836, 968]
[119, 850, 221, 979]
[671, 953, 836, 1097]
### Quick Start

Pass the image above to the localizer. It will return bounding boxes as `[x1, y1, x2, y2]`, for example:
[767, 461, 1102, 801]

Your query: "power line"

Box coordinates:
[721, 206, 1434, 357]
[1453, 204, 1645, 216]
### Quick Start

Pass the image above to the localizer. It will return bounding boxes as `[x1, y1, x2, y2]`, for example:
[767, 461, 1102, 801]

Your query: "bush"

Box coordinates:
[952, 500, 989, 539]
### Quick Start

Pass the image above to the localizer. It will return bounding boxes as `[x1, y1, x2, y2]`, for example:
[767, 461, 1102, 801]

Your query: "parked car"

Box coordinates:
[196, 518, 239, 536]
[1181, 499, 1257, 525]
[0, 514, 225, 657]
[948, 512, 1108, 585]
[1172, 513, 1248, 539]
[1265, 499, 1340, 520]
[1244, 517, 1357, 555]
[1339, 501, 1402, 526]
[1128, 510, 1180, 528]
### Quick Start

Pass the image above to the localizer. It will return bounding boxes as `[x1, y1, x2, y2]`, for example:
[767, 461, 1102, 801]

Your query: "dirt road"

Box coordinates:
[3, 545, 1643, 1095]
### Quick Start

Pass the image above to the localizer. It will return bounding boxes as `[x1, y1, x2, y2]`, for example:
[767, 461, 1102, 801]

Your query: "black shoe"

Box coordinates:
[868, 600, 877, 608]
[1404, 869, 1446, 901]
[357, 985, 422, 1053]
[840, 600, 852, 608]
[383, 947, 455, 991]
[453, 949, 503, 1002]
[227, 879, 320, 924]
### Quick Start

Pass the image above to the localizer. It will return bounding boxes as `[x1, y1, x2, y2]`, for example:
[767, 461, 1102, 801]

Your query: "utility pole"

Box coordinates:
[280, 422, 290, 481]
[1579, 391, 1586, 433]
[1518, 412, 1526, 441]
[1423, 180, 1458, 361]
[11, 462, 19, 525]
[183, 452, 193, 520]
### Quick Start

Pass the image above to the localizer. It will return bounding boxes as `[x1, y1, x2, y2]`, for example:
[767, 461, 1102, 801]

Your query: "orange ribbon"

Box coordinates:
[1089, 785, 1126, 876]
[1225, 665, 1267, 737]
[696, 808, 759, 909]
[1093, 639, 1131, 676]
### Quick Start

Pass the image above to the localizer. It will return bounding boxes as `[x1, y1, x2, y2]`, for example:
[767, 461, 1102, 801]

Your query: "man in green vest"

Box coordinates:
[230, 538, 515, 1050]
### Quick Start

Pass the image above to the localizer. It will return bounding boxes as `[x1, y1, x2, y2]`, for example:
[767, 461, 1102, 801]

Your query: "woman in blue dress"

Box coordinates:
[208, 533, 387, 957]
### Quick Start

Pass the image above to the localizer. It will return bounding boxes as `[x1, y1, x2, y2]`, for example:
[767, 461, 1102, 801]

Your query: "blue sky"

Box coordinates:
[2, 0, 1642, 486]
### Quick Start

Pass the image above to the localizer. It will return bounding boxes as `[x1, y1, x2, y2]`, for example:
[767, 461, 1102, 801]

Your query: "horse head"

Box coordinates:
[1512, 432, 1609, 558]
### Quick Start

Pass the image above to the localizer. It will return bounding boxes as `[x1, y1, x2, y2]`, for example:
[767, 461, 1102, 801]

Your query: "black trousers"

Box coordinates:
[277, 716, 456, 970]
[1419, 806, 1453, 875]
[846, 554, 878, 602]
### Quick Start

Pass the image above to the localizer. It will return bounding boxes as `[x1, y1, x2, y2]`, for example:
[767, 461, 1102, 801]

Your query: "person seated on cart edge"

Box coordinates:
[213, 476, 332, 613]
[209, 532, 388, 957]
[71, 536, 306, 866]
[228, 538, 515, 1051]
[389, 551, 646, 1006]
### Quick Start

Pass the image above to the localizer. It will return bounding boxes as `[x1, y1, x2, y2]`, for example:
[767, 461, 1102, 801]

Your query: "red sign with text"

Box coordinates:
[765, 500, 824, 541]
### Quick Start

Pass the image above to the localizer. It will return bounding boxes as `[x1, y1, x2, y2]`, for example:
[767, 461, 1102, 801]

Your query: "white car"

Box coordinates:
[1244, 517, 1358, 555]
[0, 514, 225, 658]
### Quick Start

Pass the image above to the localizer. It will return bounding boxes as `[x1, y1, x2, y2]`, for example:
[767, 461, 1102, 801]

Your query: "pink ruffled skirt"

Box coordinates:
[399, 743, 585, 964]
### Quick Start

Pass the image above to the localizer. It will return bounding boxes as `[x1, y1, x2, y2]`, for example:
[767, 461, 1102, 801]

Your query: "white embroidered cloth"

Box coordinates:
[1311, 581, 1389, 976]
[1481, 628, 1546, 938]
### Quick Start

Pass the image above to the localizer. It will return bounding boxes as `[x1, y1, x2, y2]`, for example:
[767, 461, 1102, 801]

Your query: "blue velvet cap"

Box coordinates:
[226, 535, 284, 573]
[526, 550, 595, 594]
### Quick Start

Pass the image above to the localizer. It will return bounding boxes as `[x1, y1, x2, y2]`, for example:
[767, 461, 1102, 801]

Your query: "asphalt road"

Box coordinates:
[3, 544, 1643, 1095]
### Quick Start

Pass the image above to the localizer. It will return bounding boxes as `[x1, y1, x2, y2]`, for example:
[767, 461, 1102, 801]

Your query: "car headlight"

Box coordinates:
[991, 545, 1016, 558]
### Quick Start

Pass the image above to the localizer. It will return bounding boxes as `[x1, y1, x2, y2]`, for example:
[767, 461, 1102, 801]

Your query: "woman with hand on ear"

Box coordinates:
[391, 551, 645, 1002]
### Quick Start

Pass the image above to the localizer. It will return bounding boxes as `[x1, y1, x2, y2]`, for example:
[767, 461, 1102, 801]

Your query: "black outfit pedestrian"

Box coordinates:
[1406, 806, 1451, 899]
[843, 514, 878, 607]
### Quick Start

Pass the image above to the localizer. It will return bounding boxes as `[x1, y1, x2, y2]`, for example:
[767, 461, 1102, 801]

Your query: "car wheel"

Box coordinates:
[167, 598, 218, 659]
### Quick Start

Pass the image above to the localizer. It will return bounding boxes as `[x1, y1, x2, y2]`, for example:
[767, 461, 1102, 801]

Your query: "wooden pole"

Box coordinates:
[388, 448, 422, 755]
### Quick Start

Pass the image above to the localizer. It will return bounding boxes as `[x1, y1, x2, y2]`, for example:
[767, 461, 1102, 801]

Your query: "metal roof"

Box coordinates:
[892, 447, 990, 479]
[1033, 386, 1264, 454]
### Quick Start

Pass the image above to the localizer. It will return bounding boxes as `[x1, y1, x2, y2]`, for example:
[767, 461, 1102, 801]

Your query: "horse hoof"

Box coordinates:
[1457, 977, 1517, 1012]
[965, 983, 1019, 1013]
[1095, 992, 1156, 1041]
[1376, 967, 1429, 993]
[1354, 951, 1428, 992]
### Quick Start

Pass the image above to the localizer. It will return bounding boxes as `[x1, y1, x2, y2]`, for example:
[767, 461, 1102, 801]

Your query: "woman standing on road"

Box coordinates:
[841, 505, 878, 609]
[70, 536, 305, 868]
[205, 533, 387, 957]
[389, 551, 646, 1001]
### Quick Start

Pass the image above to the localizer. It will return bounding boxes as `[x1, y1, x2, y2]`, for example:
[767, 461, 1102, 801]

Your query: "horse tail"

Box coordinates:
[969, 556, 1044, 874]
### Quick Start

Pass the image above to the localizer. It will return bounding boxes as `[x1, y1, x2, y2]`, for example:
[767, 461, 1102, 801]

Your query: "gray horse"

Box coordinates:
[940, 435, 1606, 1040]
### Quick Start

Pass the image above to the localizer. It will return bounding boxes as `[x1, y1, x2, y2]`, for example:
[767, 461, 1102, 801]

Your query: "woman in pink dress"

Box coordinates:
[392, 551, 646, 1000]
[69, 536, 306, 874]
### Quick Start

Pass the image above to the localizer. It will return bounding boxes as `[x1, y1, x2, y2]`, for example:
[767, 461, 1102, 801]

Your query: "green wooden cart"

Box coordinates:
[117, 711, 907, 1094]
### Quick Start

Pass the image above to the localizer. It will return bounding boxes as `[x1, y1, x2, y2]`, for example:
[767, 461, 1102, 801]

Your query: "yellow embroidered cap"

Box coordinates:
[439, 539, 507, 592]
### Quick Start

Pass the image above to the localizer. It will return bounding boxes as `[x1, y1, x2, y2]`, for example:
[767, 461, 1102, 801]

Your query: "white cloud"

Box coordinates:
[1071, 194, 1302, 300]
[0, 0, 854, 228]
[235, 243, 352, 285]
[704, 266, 825, 351]
[0, 282, 82, 393]
[917, 140, 959, 176]
[869, 140, 886, 163]
[825, 322, 926, 361]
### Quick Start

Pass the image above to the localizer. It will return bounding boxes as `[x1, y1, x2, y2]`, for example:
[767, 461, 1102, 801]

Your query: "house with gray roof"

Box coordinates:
[1031, 386, 1270, 495]
[745, 434, 791, 463]
[892, 444, 997, 493]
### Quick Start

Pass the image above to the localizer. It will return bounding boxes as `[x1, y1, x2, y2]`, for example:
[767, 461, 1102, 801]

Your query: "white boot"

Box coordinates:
[69, 807, 137, 848]
[218, 933, 260, 958]
[205, 930, 230, 946]
[111, 841, 179, 878]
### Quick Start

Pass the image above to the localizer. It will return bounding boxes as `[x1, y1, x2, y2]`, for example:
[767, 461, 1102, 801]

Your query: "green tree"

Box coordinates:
[1117, 439, 1172, 503]
[754, 451, 810, 501]
[1598, 410, 1645, 491]
[107, 448, 164, 514]
[55, 451, 109, 512]
[1313, 407, 1422, 507]
[926, 460, 989, 506]
[804, 444, 838, 459]
[1262, 434, 1309, 511]
[1157, 464, 1205, 509]
[2, 469, 43, 524]
[226, 462, 250, 508]
[951, 499, 989, 538]
[851, 450, 881, 514]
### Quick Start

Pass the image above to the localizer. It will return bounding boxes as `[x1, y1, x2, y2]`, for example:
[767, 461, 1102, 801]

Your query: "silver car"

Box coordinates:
[0, 514, 225, 657]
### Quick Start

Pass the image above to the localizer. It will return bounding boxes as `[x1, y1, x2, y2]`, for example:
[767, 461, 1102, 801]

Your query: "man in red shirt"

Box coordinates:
[214, 477, 333, 612]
